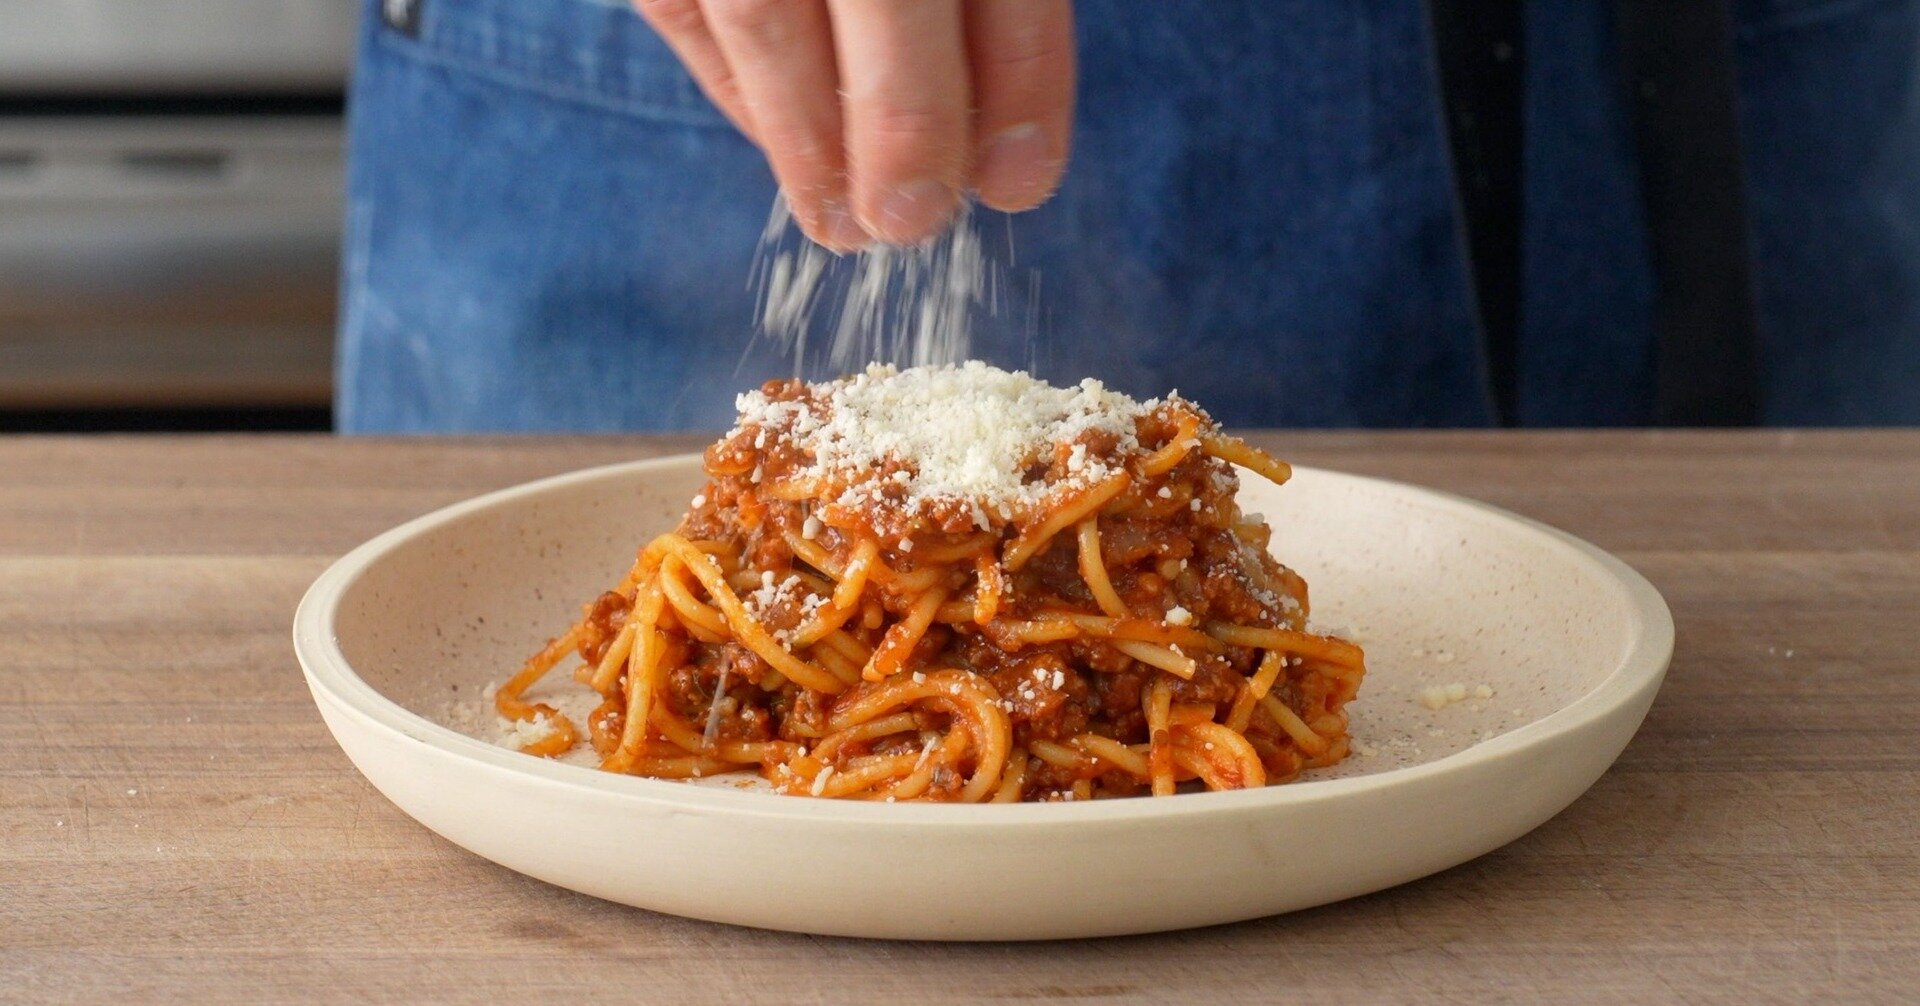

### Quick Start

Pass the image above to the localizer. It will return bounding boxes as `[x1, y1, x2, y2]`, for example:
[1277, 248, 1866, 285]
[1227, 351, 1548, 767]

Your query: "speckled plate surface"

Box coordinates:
[294, 456, 1672, 940]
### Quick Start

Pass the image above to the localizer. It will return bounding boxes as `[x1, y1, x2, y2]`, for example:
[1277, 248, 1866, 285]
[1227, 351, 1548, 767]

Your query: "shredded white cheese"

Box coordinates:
[732, 362, 1156, 521]
[1165, 605, 1194, 626]
[499, 713, 557, 748]
[740, 572, 822, 647]
[1417, 682, 1495, 711]
[750, 196, 1001, 373]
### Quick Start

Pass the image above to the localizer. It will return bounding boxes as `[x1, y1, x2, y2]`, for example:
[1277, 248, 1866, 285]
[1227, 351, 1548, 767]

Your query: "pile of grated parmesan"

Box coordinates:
[499, 712, 558, 747]
[733, 362, 1156, 526]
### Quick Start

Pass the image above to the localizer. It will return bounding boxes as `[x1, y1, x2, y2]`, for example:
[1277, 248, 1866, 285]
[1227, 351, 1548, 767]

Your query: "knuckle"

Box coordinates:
[855, 102, 966, 176]
[860, 102, 962, 146]
[761, 123, 833, 170]
[705, 75, 752, 125]
[707, 73, 745, 108]
[703, 0, 792, 41]
[984, 29, 1070, 77]
[633, 0, 704, 34]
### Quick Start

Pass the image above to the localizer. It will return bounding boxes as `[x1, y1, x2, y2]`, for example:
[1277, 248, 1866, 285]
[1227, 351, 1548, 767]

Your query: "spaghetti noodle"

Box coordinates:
[492, 363, 1364, 802]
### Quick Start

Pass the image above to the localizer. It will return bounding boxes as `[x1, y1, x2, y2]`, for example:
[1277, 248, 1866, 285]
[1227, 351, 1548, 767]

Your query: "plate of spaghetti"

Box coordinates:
[295, 362, 1672, 939]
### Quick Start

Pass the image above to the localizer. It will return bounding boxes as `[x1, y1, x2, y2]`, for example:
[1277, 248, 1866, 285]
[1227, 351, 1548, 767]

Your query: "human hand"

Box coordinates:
[635, 0, 1074, 250]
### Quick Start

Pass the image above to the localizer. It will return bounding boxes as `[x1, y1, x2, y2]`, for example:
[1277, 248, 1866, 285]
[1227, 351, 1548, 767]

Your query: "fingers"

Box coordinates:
[826, 0, 971, 244]
[965, 0, 1075, 212]
[703, 0, 873, 250]
[639, 0, 1072, 248]
[632, 0, 757, 141]
[637, 0, 866, 250]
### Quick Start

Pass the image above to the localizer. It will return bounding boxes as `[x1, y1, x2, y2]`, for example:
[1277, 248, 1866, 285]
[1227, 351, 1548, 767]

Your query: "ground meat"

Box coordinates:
[576, 591, 629, 666]
[560, 382, 1356, 800]
[981, 650, 1090, 743]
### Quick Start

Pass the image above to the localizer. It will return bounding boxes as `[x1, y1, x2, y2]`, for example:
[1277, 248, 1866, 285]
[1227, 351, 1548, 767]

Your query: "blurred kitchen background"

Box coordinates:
[0, 1, 354, 431]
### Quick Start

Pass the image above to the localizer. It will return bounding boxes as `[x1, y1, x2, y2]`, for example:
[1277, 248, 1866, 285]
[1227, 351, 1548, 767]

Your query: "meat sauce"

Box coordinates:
[576, 378, 1329, 798]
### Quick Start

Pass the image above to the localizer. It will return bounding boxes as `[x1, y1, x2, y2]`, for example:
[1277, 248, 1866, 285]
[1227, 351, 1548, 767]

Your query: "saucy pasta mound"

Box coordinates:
[492, 362, 1364, 802]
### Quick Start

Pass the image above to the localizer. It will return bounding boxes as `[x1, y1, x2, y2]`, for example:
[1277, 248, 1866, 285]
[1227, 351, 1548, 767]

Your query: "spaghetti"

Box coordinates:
[493, 363, 1364, 802]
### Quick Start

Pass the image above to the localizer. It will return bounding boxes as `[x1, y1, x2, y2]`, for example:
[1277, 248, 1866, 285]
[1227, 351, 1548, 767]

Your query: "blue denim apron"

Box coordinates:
[339, 0, 1920, 431]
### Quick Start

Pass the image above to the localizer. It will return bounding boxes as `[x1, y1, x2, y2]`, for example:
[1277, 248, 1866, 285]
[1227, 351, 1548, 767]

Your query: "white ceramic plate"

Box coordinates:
[294, 456, 1672, 940]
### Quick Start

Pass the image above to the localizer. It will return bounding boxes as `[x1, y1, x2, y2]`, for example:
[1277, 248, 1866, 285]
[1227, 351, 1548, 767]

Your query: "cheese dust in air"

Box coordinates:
[746, 194, 1037, 376]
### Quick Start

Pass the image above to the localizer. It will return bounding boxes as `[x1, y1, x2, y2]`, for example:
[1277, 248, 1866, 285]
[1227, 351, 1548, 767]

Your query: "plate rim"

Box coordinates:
[293, 454, 1674, 826]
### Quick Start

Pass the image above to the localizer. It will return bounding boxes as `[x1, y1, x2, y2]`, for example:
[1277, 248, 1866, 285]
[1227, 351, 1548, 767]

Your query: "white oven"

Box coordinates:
[0, 1, 356, 415]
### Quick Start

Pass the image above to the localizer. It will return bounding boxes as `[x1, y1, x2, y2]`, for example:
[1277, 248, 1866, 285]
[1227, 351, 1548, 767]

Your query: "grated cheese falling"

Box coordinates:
[748, 194, 1030, 376]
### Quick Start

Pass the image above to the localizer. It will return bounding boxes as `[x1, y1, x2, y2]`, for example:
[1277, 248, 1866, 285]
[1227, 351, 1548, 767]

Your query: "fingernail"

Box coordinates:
[862, 179, 959, 245]
[975, 123, 1055, 209]
[817, 200, 871, 253]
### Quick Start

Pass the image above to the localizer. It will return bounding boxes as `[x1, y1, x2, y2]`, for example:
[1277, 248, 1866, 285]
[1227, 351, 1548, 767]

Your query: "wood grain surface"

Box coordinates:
[2, 431, 1916, 1004]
